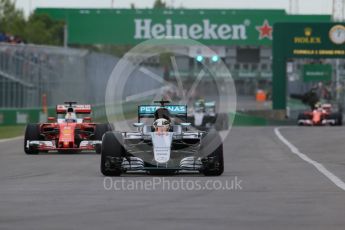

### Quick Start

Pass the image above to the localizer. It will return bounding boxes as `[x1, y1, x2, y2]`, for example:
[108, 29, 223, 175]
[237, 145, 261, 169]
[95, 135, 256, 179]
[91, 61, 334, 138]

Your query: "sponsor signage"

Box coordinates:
[274, 23, 345, 58]
[35, 8, 330, 45]
[139, 105, 187, 115]
[134, 19, 248, 40]
[16, 112, 28, 124]
[293, 27, 321, 44]
[272, 22, 345, 110]
[302, 64, 332, 82]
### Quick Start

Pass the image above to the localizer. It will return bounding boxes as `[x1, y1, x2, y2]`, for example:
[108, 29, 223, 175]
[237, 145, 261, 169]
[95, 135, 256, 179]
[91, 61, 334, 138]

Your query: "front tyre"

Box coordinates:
[100, 132, 124, 176]
[24, 124, 40, 155]
[297, 113, 310, 126]
[200, 129, 224, 176]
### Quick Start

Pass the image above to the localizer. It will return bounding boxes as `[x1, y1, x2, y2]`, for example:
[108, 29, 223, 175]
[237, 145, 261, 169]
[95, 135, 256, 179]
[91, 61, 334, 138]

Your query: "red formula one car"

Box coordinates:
[24, 102, 111, 154]
[297, 103, 343, 126]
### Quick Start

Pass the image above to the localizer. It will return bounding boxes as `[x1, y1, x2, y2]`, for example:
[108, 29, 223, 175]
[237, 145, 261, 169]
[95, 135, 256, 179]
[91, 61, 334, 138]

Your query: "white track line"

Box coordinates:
[0, 136, 23, 143]
[274, 127, 345, 191]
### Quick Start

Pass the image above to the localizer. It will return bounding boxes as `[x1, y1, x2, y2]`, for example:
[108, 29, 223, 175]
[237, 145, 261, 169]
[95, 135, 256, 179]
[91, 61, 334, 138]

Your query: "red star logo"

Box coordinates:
[256, 20, 273, 40]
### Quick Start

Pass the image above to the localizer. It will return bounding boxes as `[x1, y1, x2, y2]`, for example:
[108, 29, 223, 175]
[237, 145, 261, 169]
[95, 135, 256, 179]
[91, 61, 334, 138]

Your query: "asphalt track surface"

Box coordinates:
[0, 127, 345, 230]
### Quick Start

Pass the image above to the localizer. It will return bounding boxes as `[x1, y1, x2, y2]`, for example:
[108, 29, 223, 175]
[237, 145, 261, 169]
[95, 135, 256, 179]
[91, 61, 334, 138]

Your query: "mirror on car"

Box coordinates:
[48, 117, 56, 122]
[133, 122, 144, 127]
[180, 123, 191, 127]
[83, 117, 92, 122]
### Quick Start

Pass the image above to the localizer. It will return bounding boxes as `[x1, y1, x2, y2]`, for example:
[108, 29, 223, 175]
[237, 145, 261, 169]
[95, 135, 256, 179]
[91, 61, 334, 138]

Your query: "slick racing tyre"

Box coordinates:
[94, 123, 112, 154]
[200, 129, 224, 176]
[94, 123, 112, 140]
[328, 112, 343, 126]
[100, 132, 124, 176]
[297, 113, 310, 126]
[337, 113, 343, 126]
[24, 124, 40, 155]
[187, 116, 195, 127]
[215, 113, 229, 131]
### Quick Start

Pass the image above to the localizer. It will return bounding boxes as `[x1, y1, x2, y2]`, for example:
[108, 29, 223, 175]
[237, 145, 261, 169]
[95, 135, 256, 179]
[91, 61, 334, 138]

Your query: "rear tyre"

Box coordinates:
[200, 129, 224, 176]
[95, 144, 102, 154]
[218, 113, 229, 130]
[187, 116, 195, 127]
[94, 123, 112, 140]
[215, 113, 229, 131]
[100, 132, 124, 176]
[214, 117, 222, 130]
[94, 124, 112, 154]
[24, 124, 40, 155]
[329, 112, 343, 126]
[336, 112, 343, 126]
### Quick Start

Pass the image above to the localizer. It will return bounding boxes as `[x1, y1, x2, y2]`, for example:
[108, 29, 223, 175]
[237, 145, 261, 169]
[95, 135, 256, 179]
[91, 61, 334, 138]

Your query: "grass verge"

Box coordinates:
[0, 125, 25, 139]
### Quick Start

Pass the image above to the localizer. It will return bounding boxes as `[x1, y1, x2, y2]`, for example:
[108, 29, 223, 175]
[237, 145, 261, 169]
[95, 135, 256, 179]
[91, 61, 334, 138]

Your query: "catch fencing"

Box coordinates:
[0, 43, 163, 125]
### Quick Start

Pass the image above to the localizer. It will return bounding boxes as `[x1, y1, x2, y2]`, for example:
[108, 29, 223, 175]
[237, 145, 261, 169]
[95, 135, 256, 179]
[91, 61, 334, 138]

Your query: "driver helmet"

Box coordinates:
[195, 99, 206, 112]
[65, 107, 77, 122]
[314, 102, 324, 112]
[153, 118, 170, 132]
[315, 102, 322, 109]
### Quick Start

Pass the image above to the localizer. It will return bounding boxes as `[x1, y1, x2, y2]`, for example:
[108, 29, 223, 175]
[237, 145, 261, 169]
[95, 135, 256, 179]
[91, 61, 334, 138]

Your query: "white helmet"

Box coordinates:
[153, 118, 170, 129]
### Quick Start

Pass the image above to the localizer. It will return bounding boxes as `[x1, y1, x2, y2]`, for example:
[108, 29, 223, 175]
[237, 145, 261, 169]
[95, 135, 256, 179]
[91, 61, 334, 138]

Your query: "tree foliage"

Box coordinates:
[153, 0, 167, 9]
[0, 0, 26, 37]
[25, 14, 64, 45]
[0, 0, 64, 45]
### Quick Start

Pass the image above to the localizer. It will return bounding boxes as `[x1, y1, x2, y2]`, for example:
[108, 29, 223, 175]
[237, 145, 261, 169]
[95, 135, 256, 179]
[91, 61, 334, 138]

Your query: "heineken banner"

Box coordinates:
[303, 64, 332, 82]
[36, 9, 330, 45]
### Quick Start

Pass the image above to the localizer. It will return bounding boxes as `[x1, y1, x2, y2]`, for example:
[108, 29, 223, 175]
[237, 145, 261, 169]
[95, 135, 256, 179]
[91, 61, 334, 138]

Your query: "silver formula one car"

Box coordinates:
[100, 101, 224, 176]
[187, 100, 229, 131]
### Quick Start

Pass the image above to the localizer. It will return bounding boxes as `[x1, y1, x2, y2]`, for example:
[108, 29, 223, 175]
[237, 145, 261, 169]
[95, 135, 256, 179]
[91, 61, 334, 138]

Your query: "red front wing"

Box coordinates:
[35, 122, 99, 151]
[305, 110, 329, 125]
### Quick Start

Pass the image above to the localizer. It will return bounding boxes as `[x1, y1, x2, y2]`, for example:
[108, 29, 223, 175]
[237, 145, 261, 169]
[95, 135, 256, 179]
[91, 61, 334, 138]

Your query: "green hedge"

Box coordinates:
[1, 103, 286, 127]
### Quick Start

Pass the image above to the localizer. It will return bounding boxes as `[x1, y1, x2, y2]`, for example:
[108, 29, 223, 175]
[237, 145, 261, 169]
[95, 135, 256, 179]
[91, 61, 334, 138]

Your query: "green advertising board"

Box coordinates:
[302, 64, 332, 82]
[35, 8, 330, 45]
[273, 23, 345, 110]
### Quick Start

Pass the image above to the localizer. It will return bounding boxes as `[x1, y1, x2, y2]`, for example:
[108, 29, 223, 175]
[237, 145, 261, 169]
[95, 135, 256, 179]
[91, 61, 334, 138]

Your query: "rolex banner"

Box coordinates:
[35, 9, 330, 45]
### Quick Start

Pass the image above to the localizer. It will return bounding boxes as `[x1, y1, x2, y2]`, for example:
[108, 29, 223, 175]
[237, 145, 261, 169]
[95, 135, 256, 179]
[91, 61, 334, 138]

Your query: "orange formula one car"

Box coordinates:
[297, 103, 343, 126]
[24, 102, 111, 154]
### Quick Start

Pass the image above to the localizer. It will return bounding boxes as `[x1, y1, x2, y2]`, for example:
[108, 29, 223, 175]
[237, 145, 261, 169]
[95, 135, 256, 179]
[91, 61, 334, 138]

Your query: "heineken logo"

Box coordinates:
[134, 19, 248, 40]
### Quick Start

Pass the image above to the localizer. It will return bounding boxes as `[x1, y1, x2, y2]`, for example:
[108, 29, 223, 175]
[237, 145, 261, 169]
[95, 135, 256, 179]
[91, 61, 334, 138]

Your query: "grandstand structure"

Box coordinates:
[34, 8, 333, 97]
[1, 7, 344, 110]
